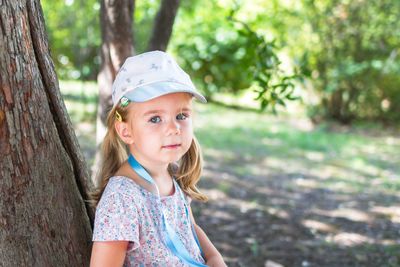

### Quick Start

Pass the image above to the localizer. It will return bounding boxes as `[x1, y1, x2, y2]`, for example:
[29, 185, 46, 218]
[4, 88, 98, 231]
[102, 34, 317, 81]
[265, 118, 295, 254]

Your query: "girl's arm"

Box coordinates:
[90, 241, 128, 267]
[188, 205, 227, 267]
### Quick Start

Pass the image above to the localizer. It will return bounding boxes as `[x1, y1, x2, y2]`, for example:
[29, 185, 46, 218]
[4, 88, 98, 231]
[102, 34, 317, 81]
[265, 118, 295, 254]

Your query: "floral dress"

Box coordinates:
[93, 176, 205, 267]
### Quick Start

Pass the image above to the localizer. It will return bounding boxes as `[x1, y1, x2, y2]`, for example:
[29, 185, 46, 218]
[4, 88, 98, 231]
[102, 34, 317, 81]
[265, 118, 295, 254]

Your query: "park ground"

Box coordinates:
[62, 81, 400, 267]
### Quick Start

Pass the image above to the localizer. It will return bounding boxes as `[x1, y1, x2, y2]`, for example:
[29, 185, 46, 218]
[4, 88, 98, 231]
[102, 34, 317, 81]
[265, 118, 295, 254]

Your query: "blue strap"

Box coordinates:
[128, 154, 207, 267]
[127, 155, 154, 185]
[163, 210, 207, 267]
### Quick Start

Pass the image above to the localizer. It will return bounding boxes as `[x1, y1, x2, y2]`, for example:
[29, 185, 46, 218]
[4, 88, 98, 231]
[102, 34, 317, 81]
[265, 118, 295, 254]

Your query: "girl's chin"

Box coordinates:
[161, 152, 186, 164]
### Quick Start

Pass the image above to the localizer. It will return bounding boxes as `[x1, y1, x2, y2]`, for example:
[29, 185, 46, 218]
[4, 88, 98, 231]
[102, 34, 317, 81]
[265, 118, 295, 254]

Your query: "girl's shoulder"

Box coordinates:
[102, 175, 142, 199]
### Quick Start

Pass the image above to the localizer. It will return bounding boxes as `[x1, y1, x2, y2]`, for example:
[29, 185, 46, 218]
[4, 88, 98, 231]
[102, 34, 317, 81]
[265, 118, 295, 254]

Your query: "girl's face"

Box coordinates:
[121, 92, 194, 167]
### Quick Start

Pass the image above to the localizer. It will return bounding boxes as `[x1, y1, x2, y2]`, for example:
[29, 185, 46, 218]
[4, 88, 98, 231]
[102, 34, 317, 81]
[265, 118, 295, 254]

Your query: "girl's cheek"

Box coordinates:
[180, 122, 193, 131]
[183, 118, 193, 125]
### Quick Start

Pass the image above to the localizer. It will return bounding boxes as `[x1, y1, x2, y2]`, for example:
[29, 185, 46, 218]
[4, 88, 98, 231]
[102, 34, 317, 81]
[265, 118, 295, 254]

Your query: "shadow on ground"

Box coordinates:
[192, 155, 400, 267]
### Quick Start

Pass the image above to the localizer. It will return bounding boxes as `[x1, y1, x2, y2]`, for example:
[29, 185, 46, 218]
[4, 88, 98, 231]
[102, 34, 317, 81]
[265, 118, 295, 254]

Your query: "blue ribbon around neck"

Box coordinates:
[128, 154, 207, 267]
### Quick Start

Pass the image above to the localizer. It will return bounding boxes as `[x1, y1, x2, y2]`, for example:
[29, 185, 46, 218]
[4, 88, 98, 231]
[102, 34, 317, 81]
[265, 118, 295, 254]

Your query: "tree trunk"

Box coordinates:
[93, 0, 135, 182]
[0, 0, 93, 265]
[147, 0, 180, 51]
[93, 0, 181, 182]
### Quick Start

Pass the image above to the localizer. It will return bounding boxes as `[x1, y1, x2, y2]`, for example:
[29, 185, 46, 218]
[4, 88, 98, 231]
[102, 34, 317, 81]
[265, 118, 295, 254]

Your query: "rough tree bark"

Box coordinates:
[93, 0, 135, 181]
[0, 1, 93, 265]
[147, 0, 181, 51]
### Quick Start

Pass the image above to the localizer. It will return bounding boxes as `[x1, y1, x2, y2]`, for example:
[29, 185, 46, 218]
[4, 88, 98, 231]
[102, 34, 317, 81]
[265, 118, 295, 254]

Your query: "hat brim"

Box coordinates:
[123, 81, 207, 104]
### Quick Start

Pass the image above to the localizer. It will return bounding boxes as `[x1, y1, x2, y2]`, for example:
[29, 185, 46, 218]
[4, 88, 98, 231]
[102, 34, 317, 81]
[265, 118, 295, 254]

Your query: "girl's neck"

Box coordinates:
[128, 152, 175, 197]
[129, 151, 171, 182]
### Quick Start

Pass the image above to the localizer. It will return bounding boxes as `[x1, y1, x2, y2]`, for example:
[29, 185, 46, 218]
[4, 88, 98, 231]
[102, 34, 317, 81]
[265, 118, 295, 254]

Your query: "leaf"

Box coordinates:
[276, 98, 286, 107]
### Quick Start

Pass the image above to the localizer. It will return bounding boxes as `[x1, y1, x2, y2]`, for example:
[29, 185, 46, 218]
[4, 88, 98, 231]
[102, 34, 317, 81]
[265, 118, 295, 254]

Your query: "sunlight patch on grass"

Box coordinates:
[313, 208, 373, 223]
[64, 99, 97, 123]
[229, 198, 264, 214]
[328, 232, 374, 247]
[265, 156, 308, 172]
[266, 207, 289, 219]
[304, 151, 325, 162]
[202, 188, 228, 200]
[295, 178, 319, 189]
[202, 147, 236, 162]
[74, 121, 96, 135]
[370, 206, 400, 223]
[59, 80, 98, 96]
[60, 80, 98, 124]
[302, 219, 338, 234]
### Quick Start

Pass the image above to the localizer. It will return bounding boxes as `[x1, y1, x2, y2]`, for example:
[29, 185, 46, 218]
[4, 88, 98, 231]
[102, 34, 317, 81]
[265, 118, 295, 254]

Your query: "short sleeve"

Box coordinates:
[92, 189, 140, 249]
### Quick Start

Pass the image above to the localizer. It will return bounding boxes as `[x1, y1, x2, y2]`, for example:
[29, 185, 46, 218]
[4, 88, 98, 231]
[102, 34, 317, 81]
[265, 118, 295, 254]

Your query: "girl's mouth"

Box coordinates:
[162, 144, 181, 149]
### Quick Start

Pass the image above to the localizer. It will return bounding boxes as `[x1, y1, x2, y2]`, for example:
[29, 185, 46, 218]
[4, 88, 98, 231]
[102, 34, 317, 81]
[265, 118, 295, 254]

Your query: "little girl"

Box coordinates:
[90, 51, 226, 267]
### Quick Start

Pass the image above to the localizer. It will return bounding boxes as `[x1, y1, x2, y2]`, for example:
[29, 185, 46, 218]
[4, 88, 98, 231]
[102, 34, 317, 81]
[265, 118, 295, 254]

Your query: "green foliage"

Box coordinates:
[41, 0, 101, 80]
[173, 2, 300, 112]
[228, 17, 300, 113]
[42, 0, 400, 122]
[298, 0, 400, 122]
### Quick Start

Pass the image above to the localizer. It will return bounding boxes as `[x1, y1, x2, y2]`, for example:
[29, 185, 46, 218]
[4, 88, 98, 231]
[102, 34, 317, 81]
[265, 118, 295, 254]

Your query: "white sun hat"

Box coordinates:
[111, 50, 207, 107]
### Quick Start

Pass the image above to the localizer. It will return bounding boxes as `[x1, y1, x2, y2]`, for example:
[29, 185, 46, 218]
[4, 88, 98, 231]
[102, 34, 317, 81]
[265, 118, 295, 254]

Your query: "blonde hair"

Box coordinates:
[91, 103, 208, 207]
[174, 136, 208, 202]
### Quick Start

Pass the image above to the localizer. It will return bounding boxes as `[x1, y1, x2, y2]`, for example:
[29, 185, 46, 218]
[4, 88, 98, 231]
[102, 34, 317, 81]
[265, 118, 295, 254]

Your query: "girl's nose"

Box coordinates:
[166, 120, 181, 135]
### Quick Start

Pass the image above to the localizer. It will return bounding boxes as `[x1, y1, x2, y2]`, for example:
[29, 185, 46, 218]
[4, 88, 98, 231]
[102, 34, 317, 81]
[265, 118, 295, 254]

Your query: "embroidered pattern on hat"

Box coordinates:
[150, 63, 160, 70]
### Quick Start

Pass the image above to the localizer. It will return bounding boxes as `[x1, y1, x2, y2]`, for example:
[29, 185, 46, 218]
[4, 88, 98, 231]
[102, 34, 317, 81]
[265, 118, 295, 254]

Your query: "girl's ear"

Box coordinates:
[115, 121, 134, 144]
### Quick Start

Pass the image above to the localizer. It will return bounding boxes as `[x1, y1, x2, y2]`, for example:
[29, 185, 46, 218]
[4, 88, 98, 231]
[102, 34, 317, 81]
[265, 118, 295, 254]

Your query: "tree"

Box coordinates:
[148, 0, 180, 51]
[0, 1, 93, 265]
[93, 0, 181, 180]
[93, 0, 135, 180]
[299, 0, 400, 123]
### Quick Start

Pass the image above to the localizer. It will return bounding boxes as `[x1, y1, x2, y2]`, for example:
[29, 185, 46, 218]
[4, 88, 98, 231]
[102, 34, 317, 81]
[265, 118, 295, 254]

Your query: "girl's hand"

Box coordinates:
[206, 255, 227, 267]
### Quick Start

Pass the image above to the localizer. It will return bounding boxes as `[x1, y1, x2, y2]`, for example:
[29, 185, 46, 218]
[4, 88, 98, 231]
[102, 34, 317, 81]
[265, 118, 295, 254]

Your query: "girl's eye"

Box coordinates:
[149, 116, 161, 123]
[176, 113, 188, 120]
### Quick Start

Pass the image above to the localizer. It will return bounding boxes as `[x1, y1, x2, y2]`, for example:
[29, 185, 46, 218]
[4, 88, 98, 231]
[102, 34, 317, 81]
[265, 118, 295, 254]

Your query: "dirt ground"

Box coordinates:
[192, 159, 400, 267]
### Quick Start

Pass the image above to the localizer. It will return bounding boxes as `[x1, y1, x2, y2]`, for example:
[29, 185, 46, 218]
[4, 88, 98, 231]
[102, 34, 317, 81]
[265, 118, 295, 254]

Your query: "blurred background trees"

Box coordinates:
[41, 0, 400, 123]
[296, 0, 400, 123]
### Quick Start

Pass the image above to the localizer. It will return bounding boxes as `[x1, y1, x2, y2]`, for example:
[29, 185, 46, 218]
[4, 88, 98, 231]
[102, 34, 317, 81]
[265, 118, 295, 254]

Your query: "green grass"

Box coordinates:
[60, 80, 98, 124]
[193, 103, 400, 194]
[60, 80, 400, 194]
